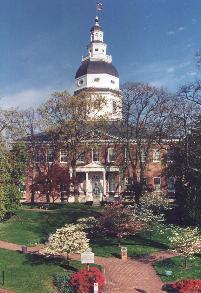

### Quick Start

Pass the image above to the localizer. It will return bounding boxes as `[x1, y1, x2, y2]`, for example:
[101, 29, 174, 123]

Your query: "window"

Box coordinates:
[92, 149, 99, 162]
[167, 149, 173, 162]
[125, 147, 130, 161]
[108, 148, 115, 162]
[78, 153, 85, 163]
[95, 48, 98, 51]
[154, 177, 161, 191]
[34, 146, 42, 162]
[94, 77, 100, 82]
[108, 175, 116, 192]
[153, 149, 161, 162]
[113, 101, 117, 114]
[102, 49, 104, 52]
[46, 148, 55, 163]
[77, 79, 84, 86]
[60, 149, 67, 162]
[167, 177, 175, 192]
[140, 149, 146, 162]
[111, 80, 115, 84]
[142, 178, 148, 189]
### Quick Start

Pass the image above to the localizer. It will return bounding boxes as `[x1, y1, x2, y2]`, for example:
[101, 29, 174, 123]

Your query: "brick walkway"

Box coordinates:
[0, 240, 175, 293]
[70, 251, 175, 293]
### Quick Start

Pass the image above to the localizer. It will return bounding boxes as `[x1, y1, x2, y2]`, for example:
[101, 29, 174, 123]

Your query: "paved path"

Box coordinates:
[70, 251, 175, 293]
[0, 240, 175, 293]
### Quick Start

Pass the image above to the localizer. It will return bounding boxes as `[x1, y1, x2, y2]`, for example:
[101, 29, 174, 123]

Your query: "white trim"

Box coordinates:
[153, 149, 161, 162]
[108, 147, 115, 162]
[153, 177, 161, 192]
[92, 148, 100, 162]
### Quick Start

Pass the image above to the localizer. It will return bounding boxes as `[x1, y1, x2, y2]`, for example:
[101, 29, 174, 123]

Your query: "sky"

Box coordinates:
[1, 0, 201, 109]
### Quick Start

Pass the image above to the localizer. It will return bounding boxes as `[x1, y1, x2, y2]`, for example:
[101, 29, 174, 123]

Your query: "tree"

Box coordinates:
[115, 82, 175, 202]
[44, 224, 90, 259]
[0, 108, 28, 219]
[99, 203, 144, 245]
[167, 115, 201, 224]
[168, 226, 201, 268]
[38, 90, 107, 201]
[0, 141, 27, 220]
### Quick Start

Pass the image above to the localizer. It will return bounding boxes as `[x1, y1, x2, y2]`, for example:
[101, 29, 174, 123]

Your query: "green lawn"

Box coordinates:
[0, 248, 82, 293]
[0, 204, 100, 246]
[0, 204, 170, 258]
[154, 255, 201, 283]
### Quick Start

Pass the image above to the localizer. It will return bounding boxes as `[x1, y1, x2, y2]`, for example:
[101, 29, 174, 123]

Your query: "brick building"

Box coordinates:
[24, 15, 175, 204]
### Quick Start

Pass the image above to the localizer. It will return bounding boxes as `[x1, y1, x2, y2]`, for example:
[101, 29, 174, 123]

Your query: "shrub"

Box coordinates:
[168, 226, 201, 268]
[171, 279, 201, 293]
[69, 267, 105, 293]
[43, 224, 90, 257]
[53, 274, 75, 293]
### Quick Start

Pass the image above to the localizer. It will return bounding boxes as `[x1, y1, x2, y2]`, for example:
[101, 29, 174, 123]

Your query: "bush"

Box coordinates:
[171, 279, 201, 293]
[53, 274, 75, 293]
[69, 267, 105, 293]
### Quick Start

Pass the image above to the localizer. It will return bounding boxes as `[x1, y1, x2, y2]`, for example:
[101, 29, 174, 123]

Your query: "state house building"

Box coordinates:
[25, 15, 175, 203]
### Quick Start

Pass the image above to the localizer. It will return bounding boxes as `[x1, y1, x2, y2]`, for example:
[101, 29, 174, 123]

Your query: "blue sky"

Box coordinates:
[1, 0, 201, 108]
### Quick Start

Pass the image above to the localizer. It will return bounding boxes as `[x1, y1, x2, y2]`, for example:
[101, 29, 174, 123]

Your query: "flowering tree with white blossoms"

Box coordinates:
[168, 226, 201, 268]
[76, 217, 98, 237]
[44, 224, 90, 259]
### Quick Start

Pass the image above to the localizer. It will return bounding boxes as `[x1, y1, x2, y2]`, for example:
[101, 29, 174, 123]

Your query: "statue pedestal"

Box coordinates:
[93, 195, 101, 206]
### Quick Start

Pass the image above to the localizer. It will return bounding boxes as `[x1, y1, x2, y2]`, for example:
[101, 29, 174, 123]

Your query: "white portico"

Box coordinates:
[69, 162, 121, 203]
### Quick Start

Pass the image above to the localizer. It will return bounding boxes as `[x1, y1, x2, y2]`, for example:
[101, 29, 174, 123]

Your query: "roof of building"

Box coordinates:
[75, 60, 119, 79]
[90, 25, 103, 32]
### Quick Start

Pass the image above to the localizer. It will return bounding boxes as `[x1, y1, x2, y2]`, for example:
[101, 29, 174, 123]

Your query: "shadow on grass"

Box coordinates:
[23, 252, 77, 272]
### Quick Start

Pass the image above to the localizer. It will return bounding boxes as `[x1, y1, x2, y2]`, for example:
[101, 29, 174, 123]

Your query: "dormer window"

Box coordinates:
[77, 79, 84, 86]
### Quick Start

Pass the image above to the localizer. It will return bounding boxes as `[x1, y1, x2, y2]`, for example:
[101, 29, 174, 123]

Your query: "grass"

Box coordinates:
[91, 231, 169, 258]
[154, 254, 201, 283]
[0, 204, 171, 258]
[0, 248, 83, 293]
[0, 204, 100, 246]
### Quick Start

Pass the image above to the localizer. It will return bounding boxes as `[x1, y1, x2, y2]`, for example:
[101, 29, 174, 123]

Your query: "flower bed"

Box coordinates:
[69, 267, 105, 293]
[170, 279, 201, 293]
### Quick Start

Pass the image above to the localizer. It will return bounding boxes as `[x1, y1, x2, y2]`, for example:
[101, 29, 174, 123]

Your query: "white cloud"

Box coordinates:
[167, 31, 175, 35]
[167, 67, 175, 73]
[178, 26, 185, 32]
[1, 88, 53, 109]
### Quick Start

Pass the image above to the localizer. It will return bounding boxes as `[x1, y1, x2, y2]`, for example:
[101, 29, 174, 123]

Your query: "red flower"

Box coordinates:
[70, 267, 105, 293]
[171, 279, 201, 293]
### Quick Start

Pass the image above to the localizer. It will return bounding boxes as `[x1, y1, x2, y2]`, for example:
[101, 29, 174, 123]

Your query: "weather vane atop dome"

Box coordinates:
[96, 2, 103, 12]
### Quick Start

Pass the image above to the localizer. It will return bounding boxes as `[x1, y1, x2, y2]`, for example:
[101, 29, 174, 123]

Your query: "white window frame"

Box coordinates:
[77, 153, 85, 163]
[153, 177, 161, 192]
[60, 149, 67, 163]
[92, 149, 100, 162]
[108, 148, 115, 162]
[153, 149, 161, 162]
[140, 149, 146, 163]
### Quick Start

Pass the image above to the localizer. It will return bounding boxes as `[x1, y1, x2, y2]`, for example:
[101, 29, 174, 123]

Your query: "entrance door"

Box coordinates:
[89, 173, 103, 203]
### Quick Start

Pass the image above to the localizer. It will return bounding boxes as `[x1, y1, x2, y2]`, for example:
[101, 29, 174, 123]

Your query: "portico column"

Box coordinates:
[86, 172, 89, 196]
[103, 170, 106, 197]
[118, 173, 121, 195]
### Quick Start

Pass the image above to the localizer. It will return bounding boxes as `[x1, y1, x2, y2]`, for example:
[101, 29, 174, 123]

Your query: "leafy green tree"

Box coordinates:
[168, 115, 201, 225]
[0, 141, 27, 220]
